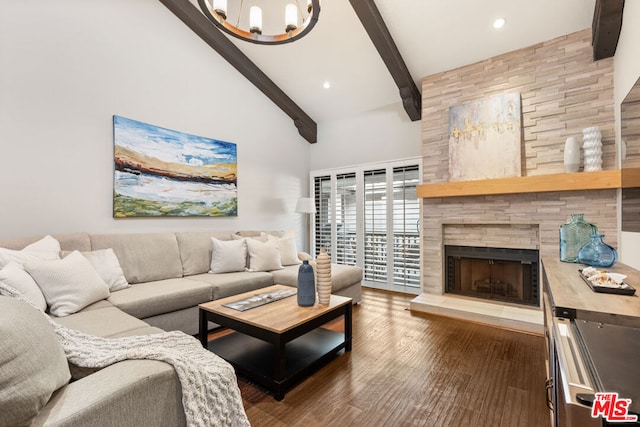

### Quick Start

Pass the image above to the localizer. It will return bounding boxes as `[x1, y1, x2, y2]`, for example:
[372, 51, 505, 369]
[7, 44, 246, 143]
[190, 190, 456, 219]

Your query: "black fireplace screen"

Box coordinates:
[445, 245, 539, 307]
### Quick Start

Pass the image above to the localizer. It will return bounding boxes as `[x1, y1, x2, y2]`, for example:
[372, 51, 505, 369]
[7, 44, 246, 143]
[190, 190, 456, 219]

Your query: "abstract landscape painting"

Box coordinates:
[113, 116, 237, 217]
[448, 92, 522, 181]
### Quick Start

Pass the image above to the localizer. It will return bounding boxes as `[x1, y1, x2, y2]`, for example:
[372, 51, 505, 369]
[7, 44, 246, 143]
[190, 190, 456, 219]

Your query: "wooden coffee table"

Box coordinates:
[198, 284, 352, 400]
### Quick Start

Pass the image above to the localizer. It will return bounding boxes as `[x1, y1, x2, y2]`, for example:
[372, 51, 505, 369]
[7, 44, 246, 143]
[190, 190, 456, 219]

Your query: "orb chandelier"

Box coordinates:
[198, 0, 321, 45]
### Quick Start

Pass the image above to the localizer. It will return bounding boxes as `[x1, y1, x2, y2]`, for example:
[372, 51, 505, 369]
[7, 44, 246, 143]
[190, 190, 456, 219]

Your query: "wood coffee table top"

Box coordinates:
[199, 284, 352, 334]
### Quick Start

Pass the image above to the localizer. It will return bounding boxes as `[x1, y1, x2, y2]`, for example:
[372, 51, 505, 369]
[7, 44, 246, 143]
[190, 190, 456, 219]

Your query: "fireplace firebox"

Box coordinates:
[445, 245, 539, 307]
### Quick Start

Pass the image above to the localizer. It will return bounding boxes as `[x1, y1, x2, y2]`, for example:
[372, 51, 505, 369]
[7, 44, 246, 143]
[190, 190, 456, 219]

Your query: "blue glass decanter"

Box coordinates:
[559, 214, 597, 263]
[577, 234, 618, 268]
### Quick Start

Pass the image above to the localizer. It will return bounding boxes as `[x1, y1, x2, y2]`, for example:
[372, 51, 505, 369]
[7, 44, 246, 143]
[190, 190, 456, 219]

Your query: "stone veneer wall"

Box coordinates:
[420, 29, 617, 297]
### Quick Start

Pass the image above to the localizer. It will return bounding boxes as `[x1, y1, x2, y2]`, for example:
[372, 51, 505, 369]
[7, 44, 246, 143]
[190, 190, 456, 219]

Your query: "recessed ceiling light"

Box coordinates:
[493, 18, 506, 29]
[323, 81, 331, 89]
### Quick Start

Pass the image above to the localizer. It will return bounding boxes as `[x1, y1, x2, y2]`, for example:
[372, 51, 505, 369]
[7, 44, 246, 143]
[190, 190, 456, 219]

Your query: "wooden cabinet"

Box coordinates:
[542, 257, 640, 427]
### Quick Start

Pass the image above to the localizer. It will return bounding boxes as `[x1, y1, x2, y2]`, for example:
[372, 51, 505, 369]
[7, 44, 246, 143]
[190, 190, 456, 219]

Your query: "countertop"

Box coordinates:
[542, 256, 640, 327]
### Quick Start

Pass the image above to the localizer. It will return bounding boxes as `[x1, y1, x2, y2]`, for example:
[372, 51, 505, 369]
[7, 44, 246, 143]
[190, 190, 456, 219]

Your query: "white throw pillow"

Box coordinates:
[209, 237, 247, 274]
[246, 238, 283, 272]
[80, 249, 129, 292]
[267, 235, 301, 266]
[0, 235, 61, 268]
[0, 262, 47, 311]
[24, 251, 110, 317]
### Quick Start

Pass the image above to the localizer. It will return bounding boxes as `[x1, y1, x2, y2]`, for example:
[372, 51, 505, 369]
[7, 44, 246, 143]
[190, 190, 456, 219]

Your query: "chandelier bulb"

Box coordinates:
[249, 6, 263, 34]
[212, 0, 227, 20]
[285, 4, 298, 32]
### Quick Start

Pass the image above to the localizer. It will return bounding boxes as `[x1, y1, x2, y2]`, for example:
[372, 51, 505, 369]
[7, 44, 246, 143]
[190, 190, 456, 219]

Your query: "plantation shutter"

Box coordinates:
[392, 165, 421, 288]
[314, 176, 332, 257]
[335, 173, 357, 266]
[363, 169, 387, 283]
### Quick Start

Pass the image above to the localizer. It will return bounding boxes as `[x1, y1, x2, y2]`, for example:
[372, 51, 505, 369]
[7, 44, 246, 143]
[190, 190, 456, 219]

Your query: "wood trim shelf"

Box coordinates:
[417, 168, 640, 199]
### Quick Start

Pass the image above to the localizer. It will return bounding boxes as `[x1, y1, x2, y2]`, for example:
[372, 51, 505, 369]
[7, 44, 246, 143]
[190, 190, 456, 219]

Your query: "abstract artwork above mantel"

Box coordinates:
[113, 115, 237, 217]
[448, 92, 522, 181]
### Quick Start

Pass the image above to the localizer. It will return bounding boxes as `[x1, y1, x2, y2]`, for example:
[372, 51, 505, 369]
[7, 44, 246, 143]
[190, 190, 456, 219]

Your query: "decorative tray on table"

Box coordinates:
[222, 288, 297, 311]
[578, 267, 637, 296]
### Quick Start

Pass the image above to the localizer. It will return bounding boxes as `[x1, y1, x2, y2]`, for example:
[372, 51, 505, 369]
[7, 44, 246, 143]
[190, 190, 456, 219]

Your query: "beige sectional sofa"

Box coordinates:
[0, 230, 362, 426]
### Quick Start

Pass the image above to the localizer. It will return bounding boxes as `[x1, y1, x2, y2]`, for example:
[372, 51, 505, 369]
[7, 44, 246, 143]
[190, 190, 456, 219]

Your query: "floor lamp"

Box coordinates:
[295, 197, 316, 254]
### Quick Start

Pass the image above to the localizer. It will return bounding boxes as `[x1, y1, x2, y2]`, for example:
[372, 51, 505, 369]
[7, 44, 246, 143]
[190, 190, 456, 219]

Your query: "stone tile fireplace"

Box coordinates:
[411, 29, 618, 334]
[411, 191, 618, 334]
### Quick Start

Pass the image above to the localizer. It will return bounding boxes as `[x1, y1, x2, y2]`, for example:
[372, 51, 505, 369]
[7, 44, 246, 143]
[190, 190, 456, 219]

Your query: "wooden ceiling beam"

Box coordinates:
[349, 0, 421, 121]
[159, 0, 317, 143]
[592, 0, 625, 60]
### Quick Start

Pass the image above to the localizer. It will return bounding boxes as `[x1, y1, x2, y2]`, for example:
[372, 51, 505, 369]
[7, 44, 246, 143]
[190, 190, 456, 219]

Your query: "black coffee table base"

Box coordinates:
[199, 303, 352, 400]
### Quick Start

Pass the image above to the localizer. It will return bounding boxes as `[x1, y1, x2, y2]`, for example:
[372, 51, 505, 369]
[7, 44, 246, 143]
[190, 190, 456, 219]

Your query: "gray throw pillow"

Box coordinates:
[0, 296, 71, 426]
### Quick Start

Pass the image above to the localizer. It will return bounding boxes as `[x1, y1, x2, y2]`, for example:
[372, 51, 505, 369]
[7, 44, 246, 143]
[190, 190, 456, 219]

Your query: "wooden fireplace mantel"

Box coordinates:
[417, 168, 640, 199]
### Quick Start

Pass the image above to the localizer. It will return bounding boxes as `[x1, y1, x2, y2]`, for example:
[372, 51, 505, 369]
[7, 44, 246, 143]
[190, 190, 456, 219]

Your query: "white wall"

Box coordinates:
[0, 1, 310, 247]
[615, 0, 640, 269]
[310, 101, 421, 171]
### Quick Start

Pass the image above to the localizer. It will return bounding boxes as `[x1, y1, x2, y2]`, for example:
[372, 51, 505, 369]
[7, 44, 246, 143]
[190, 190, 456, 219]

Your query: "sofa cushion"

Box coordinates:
[90, 233, 183, 284]
[32, 360, 186, 427]
[0, 261, 47, 311]
[175, 231, 235, 276]
[269, 263, 363, 292]
[25, 251, 111, 317]
[327, 263, 363, 291]
[0, 296, 71, 427]
[268, 264, 301, 288]
[210, 237, 247, 274]
[61, 323, 165, 381]
[107, 278, 213, 319]
[53, 306, 151, 338]
[187, 271, 274, 299]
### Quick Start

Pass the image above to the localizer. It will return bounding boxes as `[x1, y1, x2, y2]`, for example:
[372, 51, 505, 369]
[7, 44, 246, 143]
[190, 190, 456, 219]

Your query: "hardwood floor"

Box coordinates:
[224, 288, 551, 427]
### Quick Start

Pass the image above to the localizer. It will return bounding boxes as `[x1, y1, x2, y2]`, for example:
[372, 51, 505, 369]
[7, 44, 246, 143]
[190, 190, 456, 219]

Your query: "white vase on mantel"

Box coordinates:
[582, 126, 603, 172]
[563, 136, 580, 173]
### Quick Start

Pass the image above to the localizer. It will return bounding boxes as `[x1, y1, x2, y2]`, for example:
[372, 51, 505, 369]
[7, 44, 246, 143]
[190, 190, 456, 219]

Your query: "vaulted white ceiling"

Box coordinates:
[192, 0, 596, 124]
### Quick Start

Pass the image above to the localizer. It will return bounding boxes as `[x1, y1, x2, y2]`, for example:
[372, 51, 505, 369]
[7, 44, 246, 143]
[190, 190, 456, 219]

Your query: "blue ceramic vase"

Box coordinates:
[297, 260, 316, 306]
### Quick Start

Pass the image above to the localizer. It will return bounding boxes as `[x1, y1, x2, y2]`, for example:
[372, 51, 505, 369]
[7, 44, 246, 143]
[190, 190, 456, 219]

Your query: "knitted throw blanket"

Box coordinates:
[0, 283, 250, 427]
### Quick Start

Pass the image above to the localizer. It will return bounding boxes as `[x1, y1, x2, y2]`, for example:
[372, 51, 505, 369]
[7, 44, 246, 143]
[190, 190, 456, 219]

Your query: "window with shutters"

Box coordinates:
[363, 169, 388, 283]
[335, 173, 357, 266]
[313, 176, 331, 257]
[392, 165, 421, 289]
[310, 158, 421, 294]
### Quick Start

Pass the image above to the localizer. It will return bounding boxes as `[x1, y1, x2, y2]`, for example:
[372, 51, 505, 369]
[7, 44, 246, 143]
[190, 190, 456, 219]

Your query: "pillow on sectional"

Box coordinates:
[0, 296, 71, 426]
[266, 234, 301, 266]
[246, 237, 283, 272]
[209, 237, 247, 274]
[0, 235, 61, 268]
[24, 250, 110, 317]
[0, 262, 47, 311]
[61, 248, 129, 292]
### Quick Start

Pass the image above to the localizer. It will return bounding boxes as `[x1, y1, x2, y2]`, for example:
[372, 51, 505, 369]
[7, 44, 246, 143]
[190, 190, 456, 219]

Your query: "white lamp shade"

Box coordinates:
[296, 197, 316, 214]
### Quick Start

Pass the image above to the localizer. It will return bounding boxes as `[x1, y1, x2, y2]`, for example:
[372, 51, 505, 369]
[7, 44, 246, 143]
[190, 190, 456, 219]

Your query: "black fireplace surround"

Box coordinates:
[445, 245, 540, 307]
